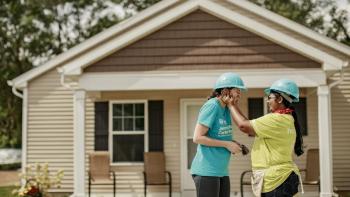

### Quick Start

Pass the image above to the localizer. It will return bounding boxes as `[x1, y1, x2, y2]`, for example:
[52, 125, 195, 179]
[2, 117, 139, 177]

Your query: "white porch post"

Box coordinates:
[73, 90, 86, 197]
[317, 85, 333, 197]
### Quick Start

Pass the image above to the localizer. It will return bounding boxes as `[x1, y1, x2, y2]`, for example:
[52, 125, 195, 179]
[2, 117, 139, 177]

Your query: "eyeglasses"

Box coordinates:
[267, 95, 277, 100]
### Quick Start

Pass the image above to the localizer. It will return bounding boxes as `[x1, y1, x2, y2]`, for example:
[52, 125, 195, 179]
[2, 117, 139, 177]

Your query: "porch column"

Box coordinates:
[73, 90, 86, 197]
[317, 85, 333, 197]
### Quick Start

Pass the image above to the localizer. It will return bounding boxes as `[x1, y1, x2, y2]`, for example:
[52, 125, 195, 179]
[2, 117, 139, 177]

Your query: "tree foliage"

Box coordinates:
[249, 0, 350, 46]
[0, 0, 160, 148]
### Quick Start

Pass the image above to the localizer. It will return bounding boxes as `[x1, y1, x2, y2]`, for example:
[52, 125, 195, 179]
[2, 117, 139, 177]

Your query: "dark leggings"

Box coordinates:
[192, 175, 230, 197]
[261, 172, 300, 197]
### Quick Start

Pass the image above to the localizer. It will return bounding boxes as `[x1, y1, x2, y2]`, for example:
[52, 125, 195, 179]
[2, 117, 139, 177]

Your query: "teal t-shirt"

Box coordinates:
[190, 98, 233, 177]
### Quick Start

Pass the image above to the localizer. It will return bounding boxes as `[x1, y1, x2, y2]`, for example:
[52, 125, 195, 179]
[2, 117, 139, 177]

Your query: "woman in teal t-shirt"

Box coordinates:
[191, 72, 246, 197]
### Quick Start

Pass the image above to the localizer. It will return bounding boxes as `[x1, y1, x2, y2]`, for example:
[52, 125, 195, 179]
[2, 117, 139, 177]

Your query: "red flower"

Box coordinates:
[26, 186, 40, 196]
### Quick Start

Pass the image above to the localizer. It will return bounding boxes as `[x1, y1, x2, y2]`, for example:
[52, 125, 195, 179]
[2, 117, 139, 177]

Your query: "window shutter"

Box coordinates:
[248, 98, 264, 119]
[148, 100, 164, 151]
[292, 98, 307, 136]
[94, 102, 109, 150]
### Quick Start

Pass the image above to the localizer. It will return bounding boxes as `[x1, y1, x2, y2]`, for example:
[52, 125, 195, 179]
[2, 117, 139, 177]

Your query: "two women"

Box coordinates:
[191, 73, 304, 197]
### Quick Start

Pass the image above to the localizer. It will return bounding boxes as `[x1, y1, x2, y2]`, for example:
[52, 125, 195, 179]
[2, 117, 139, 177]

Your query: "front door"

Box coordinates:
[180, 98, 206, 191]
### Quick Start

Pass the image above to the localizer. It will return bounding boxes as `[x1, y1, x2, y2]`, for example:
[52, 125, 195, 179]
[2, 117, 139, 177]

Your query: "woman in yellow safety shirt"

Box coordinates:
[223, 79, 304, 197]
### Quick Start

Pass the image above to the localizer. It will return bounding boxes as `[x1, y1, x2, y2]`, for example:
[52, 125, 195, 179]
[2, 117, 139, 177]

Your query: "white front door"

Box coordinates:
[180, 98, 206, 191]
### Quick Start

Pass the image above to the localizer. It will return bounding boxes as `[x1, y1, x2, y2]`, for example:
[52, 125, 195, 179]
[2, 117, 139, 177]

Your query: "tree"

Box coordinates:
[0, 0, 160, 148]
[248, 0, 350, 46]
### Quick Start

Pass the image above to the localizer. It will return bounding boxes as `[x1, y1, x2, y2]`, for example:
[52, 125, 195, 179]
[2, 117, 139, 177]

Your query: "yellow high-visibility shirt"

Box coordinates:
[250, 113, 300, 193]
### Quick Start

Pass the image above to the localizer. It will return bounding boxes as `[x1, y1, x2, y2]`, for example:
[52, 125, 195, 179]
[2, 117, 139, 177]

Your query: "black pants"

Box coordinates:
[192, 175, 230, 197]
[261, 172, 299, 197]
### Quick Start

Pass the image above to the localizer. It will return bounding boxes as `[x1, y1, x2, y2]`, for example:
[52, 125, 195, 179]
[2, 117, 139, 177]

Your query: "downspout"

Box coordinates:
[7, 81, 23, 99]
[7, 80, 27, 186]
[329, 61, 348, 89]
[57, 67, 74, 90]
[307, 61, 348, 97]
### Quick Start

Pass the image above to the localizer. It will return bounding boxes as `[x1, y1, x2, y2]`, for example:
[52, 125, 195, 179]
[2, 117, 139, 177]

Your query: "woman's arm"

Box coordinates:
[227, 105, 256, 136]
[193, 123, 241, 154]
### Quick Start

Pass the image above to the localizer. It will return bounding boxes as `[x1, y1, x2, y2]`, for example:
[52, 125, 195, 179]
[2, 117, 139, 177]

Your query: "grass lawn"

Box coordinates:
[0, 186, 16, 197]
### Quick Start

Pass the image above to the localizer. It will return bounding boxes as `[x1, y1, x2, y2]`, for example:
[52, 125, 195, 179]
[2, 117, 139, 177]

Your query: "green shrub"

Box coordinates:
[0, 163, 21, 170]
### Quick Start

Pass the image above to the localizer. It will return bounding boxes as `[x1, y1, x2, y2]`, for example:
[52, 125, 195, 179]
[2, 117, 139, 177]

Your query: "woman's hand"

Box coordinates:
[221, 89, 240, 106]
[225, 141, 242, 154]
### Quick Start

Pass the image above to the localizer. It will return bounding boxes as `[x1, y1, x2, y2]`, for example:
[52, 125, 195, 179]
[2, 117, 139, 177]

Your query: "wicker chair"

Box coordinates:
[300, 149, 320, 191]
[88, 151, 116, 197]
[143, 152, 172, 197]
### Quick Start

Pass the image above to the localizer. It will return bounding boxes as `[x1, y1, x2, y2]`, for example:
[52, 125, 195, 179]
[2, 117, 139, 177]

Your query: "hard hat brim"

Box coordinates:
[264, 88, 299, 102]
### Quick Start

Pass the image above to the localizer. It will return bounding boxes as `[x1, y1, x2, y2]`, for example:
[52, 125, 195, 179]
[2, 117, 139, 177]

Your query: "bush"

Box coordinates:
[0, 163, 21, 171]
[12, 163, 64, 197]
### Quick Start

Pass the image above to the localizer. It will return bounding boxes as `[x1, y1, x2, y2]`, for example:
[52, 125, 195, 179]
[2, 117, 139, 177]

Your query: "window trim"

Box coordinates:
[109, 100, 148, 166]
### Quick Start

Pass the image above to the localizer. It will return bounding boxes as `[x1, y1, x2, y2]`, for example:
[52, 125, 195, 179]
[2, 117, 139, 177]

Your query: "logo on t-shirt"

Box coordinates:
[218, 118, 232, 137]
[219, 119, 227, 125]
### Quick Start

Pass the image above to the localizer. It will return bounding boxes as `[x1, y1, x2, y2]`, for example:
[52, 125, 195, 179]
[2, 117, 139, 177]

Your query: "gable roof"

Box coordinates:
[8, 0, 350, 89]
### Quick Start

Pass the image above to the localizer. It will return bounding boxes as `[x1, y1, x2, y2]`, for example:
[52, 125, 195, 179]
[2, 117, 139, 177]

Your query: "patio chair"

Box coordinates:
[240, 169, 252, 197]
[88, 151, 116, 197]
[300, 148, 320, 191]
[239, 148, 320, 197]
[143, 152, 172, 197]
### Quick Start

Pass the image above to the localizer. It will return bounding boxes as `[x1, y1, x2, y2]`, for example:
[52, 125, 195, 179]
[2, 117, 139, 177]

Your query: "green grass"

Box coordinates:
[0, 186, 16, 197]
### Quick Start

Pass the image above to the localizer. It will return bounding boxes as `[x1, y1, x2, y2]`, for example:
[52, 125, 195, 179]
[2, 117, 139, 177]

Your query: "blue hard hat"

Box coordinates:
[264, 79, 299, 102]
[214, 72, 247, 90]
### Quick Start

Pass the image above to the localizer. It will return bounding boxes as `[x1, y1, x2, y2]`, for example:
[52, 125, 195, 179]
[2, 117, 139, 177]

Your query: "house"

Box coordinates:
[8, 0, 350, 196]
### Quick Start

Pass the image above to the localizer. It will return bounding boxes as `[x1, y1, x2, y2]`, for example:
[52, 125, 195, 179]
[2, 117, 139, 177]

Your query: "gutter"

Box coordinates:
[7, 81, 23, 99]
[57, 67, 74, 90]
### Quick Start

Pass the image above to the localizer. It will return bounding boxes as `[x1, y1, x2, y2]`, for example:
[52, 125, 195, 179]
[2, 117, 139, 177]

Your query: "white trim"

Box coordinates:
[9, 0, 349, 88]
[317, 85, 333, 197]
[21, 88, 28, 176]
[199, 0, 344, 70]
[8, 0, 180, 89]
[61, 0, 200, 75]
[108, 100, 148, 165]
[227, 0, 350, 56]
[180, 98, 206, 191]
[61, 0, 345, 75]
[73, 90, 86, 197]
[78, 69, 326, 91]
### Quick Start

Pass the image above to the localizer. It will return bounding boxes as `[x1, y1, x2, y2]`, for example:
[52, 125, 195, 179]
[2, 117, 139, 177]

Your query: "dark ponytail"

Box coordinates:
[208, 88, 223, 100]
[290, 106, 304, 156]
[281, 95, 304, 156]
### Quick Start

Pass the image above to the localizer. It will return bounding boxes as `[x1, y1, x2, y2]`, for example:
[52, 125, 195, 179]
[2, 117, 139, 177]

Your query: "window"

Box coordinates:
[248, 98, 264, 119]
[291, 98, 307, 136]
[110, 101, 147, 164]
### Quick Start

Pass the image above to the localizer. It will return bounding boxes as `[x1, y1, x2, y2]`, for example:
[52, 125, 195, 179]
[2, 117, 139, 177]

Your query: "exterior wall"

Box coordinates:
[27, 69, 74, 192]
[85, 10, 320, 73]
[330, 68, 350, 190]
[24, 6, 350, 195]
[84, 88, 319, 194]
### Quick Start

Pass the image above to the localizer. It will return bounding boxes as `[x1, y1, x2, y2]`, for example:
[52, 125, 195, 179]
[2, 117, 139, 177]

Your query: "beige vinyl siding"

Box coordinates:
[27, 69, 74, 192]
[84, 89, 319, 194]
[85, 10, 320, 73]
[330, 68, 350, 190]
